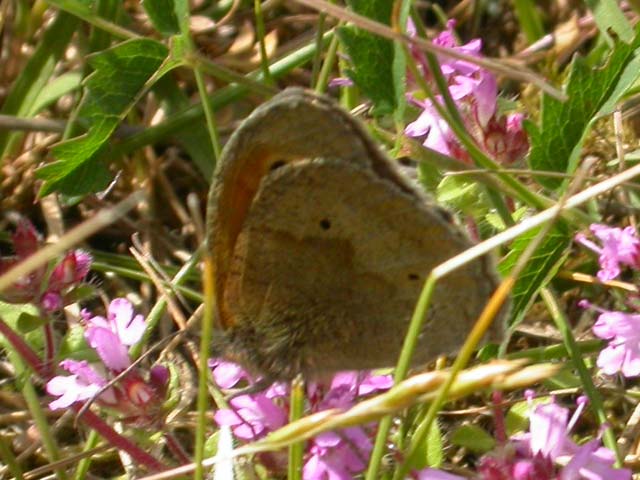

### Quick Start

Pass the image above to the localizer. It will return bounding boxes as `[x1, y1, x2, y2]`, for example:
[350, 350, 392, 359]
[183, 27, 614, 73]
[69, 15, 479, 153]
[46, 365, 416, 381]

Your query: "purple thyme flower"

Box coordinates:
[211, 361, 392, 479]
[46, 299, 167, 426]
[580, 301, 640, 377]
[84, 298, 146, 371]
[478, 396, 630, 480]
[46, 359, 116, 410]
[404, 20, 528, 165]
[425, 395, 630, 480]
[575, 224, 640, 282]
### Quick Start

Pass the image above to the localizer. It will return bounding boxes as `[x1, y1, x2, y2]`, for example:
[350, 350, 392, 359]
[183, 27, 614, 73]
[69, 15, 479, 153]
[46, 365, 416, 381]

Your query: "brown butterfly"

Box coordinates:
[206, 88, 503, 381]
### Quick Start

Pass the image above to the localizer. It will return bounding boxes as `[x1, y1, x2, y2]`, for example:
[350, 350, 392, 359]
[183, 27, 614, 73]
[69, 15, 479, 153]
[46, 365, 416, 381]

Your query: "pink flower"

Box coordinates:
[476, 397, 630, 480]
[575, 224, 640, 281]
[590, 307, 640, 377]
[0, 220, 92, 312]
[417, 469, 466, 480]
[404, 20, 528, 165]
[84, 298, 146, 371]
[209, 359, 253, 389]
[212, 362, 392, 479]
[46, 359, 115, 410]
[215, 392, 288, 440]
[46, 299, 167, 426]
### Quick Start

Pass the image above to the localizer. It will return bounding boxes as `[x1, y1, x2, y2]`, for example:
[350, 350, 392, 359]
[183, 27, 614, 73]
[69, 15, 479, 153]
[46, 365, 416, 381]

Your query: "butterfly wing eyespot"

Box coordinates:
[269, 160, 287, 171]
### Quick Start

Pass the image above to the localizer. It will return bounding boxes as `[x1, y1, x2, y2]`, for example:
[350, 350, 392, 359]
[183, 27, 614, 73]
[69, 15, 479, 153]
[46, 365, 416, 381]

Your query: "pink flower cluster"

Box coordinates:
[211, 361, 393, 479]
[46, 299, 168, 426]
[425, 396, 629, 480]
[575, 224, 640, 282]
[575, 224, 640, 378]
[0, 220, 91, 312]
[405, 20, 528, 165]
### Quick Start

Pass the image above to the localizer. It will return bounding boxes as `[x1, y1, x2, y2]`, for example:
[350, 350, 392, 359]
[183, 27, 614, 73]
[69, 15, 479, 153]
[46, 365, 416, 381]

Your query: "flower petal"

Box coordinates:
[85, 327, 131, 371]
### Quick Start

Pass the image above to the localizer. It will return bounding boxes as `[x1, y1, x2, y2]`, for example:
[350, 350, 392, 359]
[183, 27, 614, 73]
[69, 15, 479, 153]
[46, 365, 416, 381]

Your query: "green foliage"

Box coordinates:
[499, 225, 571, 327]
[0, 302, 43, 352]
[407, 420, 444, 469]
[584, 0, 634, 44]
[0, 11, 79, 157]
[437, 176, 490, 218]
[31, 72, 83, 114]
[142, 0, 180, 36]
[425, 420, 444, 467]
[57, 324, 99, 362]
[527, 25, 640, 190]
[451, 424, 496, 454]
[337, 0, 396, 115]
[15, 311, 48, 333]
[36, 39, 169, 196]
[505, 396, 552, 436]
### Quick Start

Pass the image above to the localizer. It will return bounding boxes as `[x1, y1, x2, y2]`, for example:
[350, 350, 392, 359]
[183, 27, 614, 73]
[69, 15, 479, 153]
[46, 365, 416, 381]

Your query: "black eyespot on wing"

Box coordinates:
[408, 273, 420, 281]
[319, 218, 331, 230]
[270, 160, 286, 171]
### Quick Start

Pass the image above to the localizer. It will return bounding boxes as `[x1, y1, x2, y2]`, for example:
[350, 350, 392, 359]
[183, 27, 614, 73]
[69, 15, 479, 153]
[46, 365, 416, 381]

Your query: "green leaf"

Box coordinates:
[57, 324, 98, 362]
[528, 25, 640, 190]
[584, 0, 634, 44]
[0, 302, 43, 352]
[436, 176, 490, 218]
[142, 0, 180, 36]
[63, 284, 97, 304]
[88, 0, 121, 53]
[505, 396, 551, 436]
[16, 312, 48, 333]
[37, 38, 169, 196]
[203, 431, 221, 458]
[425, 420, 443, 467]
[392, 0, 411, 126]
[451, 424, 496, 454]
[30, 72, 83, 114]
[0, 11, 79, 157]
[544, 367, 582, 390]
[337, 0, 395, 115]
[505, 400, 529, 436]
[409, 420, 443, 469]
[498, 225, 571, 327]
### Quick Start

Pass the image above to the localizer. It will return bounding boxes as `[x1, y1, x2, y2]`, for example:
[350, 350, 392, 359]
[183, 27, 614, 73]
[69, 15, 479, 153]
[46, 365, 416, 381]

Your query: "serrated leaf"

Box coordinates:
[425, 421, 444, 467]
[37, 39, 169, 196]
[38, 153, 112, 197]
[451, 424, 496, 454]
[337, 0, 395, 115]
[436, 176, 489, 218]
[409, 420, 443, 469]
[528, 25, 640, 190]
[498, 225, 571, 327]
